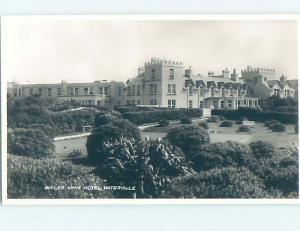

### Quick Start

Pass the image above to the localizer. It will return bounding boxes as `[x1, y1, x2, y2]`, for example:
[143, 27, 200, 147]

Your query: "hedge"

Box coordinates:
[121, 108, 202, 125]
[212, 108, 298, 124]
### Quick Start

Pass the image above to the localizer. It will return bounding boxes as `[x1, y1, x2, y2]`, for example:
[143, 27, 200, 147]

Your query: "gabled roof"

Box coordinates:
[225, 82, 234, 89]
[267, 80, 280, 88]
[184, 79, 195, 87]
[217, 82, 225, 89]
[195, 80, 206, 88]
[232, 83, 242, 90]
[207, 81, 217, 88]
[287, 79, 298, 90]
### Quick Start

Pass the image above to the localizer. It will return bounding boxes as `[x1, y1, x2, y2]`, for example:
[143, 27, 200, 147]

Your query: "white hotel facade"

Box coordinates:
[8, 58, 296, 110]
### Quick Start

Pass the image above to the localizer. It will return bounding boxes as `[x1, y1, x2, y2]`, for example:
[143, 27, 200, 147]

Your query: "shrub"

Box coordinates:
[238, 125, 251, 132]
[181, 117, 192, 124]
[159, 119, 170, 127]
[220, 120, 233, 127]
[207, 116, 218, 123]
[212, 108, 297, 124]
[94, 110, 122, 128]
[236, 117, 248, 124]
[198, 122, 209, 129]
[270, 123, 286, 132]
[121, 108, 202, 125]
[253, 146, 298, 196]
[86, 119, 141, 162]
[166, 125, 210, 155]
[162, 167, 267, 198]
[265, 119, 278, 127]
[96, 137, 194, 198]
[249, 141, 275, 159]
[8, 128, 55, 158]
[67, 149, 83, 159]
[7, 155, 111, 199]
[190, 141, 256, 171]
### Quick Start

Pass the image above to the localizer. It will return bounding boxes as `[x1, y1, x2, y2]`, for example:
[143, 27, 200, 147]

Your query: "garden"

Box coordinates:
[7, 95, 299, 199]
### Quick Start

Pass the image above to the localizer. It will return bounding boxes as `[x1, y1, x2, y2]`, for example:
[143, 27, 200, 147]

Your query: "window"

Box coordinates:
[188, 100, 193, 108]
[199, 87, 204, 96]
[13, 89, 17, 97]
[75, 88, 79, 96]
[150, 99, 157, 105]
[127, 86, 131, 96]
[137, 85, 141, 95]
[228, 100, 233, 108]
[221, 88, 225, 97]
[150, 84, 157, 94]
[84, 88, 89, 95]
[18, 89, 22, 96]
[118, 87, 122, 96]
[274, 89, 279, 96]
[97, 101, 102, 105]
[168, 84, 176, 95]
[30, 88, 34, 96]
[137, 100, 141, 105]
[48, 88, 52, 97]
[104, 87, 108, 96]
[188, 86, 193, 96]
[199, 101, 203, 108]
[57, 88, 62, 96]
[90, 88, 93, 95]
[39, 88, 43, 96]
[213, 100, 218, 108]
[221, 100, 224, 108]
[211, 88, 214, 97]
[132, 85, 135, 96]
[168, 99, 176, 108]
[169, 69, 174, 79]
[151, 69, 155, 80]
[99, 87, 104, 94]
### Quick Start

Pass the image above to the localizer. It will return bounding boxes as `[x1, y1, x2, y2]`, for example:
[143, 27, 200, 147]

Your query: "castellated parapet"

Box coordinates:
[145, 58, 183, 67]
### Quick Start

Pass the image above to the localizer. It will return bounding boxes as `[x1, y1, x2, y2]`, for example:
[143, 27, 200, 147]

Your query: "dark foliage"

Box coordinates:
[7, 155, 111, 199]
[180, 117, 192, 124]
[238, 125, 251, 132]
[166, 125, 210, 156]
[249, 141, 275, 159]
[207, 116, 219, 123]
[162, 167, 267, 198]
[8, 128, 55, 158]
[158, 119, 170, 127]
[86, 119, 141, 163]
[236, 117, 248, 124]
[198, 122, 209, 129]
[270, 122, 286, 132]
[220, 120, 233, 127]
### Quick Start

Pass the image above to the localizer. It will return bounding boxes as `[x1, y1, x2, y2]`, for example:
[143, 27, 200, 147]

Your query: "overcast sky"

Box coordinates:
[2, 17, 298, 84]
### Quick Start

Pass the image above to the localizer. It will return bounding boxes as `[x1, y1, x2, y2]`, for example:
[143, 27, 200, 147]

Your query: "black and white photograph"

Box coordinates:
[1, 15, 299, 203]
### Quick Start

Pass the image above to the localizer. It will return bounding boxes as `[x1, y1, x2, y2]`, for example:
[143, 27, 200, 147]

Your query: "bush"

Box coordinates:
[86, 119, 141, 163]
[265, 119, 278, 127]
[218, 115, 225, 121]
[162, 167, 267, 198]
[8, 128, 55, 158]
[238, 125, 251, 132]
[236, 117, 248, 124]
[213, 108, 297, 124]
[249, 141, 275, 159]
[190, 141, 256, 171]
[181, 117, 192, 124]
[121, 108, 202, 125]
[159, 119, 170, 127]
[166, 125, 210, 155]
[96, 137, 194, 198]
[198, 122, 209, 129]
[253, 146, 298, 196]
[207, 116, 218, 123]
[94, 110, 122, 128]
[7, 155, 111, 199]
[270, 123, 286, 132]
[220, 120, 233, 127]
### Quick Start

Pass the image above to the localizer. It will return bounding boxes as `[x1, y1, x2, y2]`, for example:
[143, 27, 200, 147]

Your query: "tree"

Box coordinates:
[220, 120, 233, 127]
[86, 119, 141, 162]
[180, 117, 192, 124]
[94, 111, 122, 128]
[166, 125, 210, 156]
[249, 141, 275, 159]
[159, 119, 169, 127]
[96, 137, 194, 198]
[8, 128, 55, 158]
